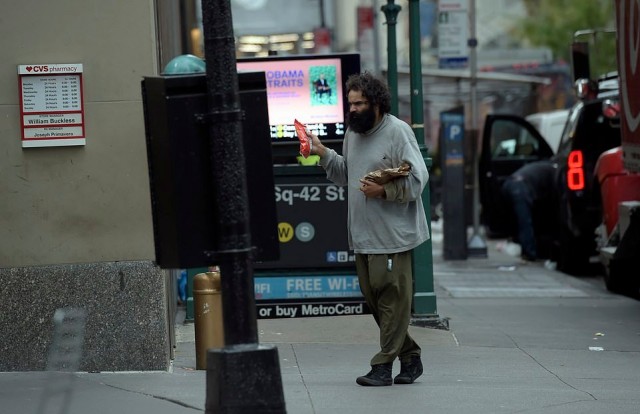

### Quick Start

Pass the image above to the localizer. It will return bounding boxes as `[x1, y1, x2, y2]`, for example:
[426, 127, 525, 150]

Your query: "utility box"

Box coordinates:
[141, 72, 279, 269]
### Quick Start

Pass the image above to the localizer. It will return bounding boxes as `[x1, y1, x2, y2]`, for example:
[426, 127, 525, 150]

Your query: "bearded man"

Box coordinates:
[308, 72, 430, 386]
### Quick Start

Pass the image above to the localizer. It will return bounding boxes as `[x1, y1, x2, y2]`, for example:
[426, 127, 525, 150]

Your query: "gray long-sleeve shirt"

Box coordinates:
[319, 113, 430, 254]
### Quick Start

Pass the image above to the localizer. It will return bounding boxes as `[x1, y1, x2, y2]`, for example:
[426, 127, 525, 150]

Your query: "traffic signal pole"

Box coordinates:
[407, 0, 443, 327]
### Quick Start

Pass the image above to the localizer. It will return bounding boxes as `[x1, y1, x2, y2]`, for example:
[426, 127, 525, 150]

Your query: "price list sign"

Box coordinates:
[18, 63, 85, 148]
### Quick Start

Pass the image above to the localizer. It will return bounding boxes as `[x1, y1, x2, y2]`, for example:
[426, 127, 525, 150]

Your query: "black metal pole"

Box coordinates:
[381, 0, 401, 116]
[201, 0, 256, 346]
[200, 1, 286, 412]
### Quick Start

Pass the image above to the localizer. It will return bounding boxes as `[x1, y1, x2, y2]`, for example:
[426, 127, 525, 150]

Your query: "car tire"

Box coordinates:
[554, 229, 592, 276]
[556, 249, 589, 275]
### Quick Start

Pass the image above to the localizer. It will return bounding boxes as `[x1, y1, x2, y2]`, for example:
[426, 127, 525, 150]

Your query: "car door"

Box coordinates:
[479, 114, 555, 237]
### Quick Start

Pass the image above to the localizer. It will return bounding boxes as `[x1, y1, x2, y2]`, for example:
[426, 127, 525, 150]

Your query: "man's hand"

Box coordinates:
[308, 130, 327, 158]
[359, 179, 386, 199]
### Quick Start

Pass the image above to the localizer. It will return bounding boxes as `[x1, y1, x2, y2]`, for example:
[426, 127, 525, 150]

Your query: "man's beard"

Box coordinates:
[347, 107, 376, 133]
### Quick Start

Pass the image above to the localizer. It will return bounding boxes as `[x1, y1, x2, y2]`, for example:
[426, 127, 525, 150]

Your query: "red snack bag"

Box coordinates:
[294, 119, 312, 158]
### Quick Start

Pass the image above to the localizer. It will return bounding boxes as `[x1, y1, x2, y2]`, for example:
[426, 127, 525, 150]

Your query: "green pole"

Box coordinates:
[380, 0, 401, 116]
[408, 0, 441, 325]
[408, 0, 424, 137]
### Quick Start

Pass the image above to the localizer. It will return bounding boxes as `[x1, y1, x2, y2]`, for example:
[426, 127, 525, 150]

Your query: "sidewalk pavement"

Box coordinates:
[2, 221, 640, 414]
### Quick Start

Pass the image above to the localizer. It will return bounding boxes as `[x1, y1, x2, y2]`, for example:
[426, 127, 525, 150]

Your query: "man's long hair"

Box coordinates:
[345, 72, 391, 115]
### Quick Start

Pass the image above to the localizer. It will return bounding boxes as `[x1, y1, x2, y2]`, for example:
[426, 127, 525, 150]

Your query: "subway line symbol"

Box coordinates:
[278, 222, 294, 242]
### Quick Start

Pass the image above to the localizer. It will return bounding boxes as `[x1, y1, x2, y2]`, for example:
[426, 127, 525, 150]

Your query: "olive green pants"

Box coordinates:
[356, 251, 421, 366]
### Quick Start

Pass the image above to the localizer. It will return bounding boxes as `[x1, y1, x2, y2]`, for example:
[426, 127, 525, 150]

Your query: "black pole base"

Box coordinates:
[206, 344, 286, 414]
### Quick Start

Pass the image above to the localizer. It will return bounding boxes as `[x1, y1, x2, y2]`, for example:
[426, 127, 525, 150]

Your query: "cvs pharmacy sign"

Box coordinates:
[18, 63, 83, 75]
[25, 65, 49, 73]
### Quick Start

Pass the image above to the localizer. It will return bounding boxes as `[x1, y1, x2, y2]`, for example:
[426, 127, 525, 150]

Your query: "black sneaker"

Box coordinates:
[356, 363, 393, 386]
[394, 355, 423, 384]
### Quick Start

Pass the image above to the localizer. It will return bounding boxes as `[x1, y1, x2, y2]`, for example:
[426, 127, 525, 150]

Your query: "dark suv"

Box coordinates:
[550, 76, 621, 272]
[479, 74, 621, 273]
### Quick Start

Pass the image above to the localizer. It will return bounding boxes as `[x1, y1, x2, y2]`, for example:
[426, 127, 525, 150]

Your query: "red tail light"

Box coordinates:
[567, 150, 585, 190]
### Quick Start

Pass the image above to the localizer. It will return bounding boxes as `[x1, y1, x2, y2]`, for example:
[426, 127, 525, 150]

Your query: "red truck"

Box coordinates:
[594, 0, 640, 296]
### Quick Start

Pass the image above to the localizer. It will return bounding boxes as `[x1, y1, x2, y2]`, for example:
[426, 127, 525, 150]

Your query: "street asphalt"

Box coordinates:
[2, 220, 640, 414]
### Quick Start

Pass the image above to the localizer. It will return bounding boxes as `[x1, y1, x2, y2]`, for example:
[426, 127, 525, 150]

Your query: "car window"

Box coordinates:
[555, 100, 621, 163]
[556, 103, 582, 157]
[525, 109, 570, 153]
[490, 119, 542, 159]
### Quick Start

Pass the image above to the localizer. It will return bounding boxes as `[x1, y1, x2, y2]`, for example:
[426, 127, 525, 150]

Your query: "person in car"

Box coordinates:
[501, 160, 558, 261]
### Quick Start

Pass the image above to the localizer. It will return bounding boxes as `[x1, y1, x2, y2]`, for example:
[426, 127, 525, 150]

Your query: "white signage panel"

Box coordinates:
[438, 0, 469, 69]
[18, 63, 85, 148]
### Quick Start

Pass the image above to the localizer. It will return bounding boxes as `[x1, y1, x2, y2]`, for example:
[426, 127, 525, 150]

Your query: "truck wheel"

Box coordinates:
[604, 259, 640, 298]
[603, 260, 625, 294]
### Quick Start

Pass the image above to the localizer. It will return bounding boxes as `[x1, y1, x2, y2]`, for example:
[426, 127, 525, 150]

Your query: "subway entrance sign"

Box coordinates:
[254, 166, 368, 318]
[256, 168, 352, 270]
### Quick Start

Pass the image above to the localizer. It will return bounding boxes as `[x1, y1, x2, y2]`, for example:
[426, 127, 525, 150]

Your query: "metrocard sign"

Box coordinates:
[254, 273, 368, 319]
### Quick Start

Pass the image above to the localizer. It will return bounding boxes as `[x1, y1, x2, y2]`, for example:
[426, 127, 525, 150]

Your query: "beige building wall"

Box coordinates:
[0, 0, 160, 267]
